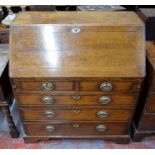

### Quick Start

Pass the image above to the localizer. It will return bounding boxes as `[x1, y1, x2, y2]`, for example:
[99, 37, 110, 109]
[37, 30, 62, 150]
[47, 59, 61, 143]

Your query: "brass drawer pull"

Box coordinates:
[96, 125, 108, 132]
[99, 96, 111, 105]
[73, 109, 81, 114]
[72, 124, 80, 128]
[41, 96, 55, 105]
[45, 126, 55, 132]
[72, 96, 81, 101]
[97, 111, 109, 118]
[41, 82, 55, 91]
[71, 27, 80, 34]
[43, 110, 56, 117]
[99, 82, 113, 92]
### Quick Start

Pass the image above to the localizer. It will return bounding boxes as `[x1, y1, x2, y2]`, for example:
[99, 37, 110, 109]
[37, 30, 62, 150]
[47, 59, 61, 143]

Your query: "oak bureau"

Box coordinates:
[9, 12, 145, 143]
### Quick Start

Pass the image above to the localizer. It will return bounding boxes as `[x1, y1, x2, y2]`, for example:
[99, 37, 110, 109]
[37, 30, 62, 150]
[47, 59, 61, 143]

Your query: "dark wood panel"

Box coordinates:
[145, 92, 155, 113]
[138, 114, 155, 130]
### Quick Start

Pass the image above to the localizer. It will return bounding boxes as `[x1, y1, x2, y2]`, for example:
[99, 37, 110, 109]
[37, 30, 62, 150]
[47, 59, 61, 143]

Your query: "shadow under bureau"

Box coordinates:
[9, 11, 145, 143]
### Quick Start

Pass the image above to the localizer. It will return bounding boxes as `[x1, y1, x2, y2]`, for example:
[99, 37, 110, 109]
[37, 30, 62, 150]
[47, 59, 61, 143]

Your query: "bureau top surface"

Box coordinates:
[146, 41, 155, 69]
[10, 12, 145, 78]
[0, 44, 9, 77]
[12, 11, 143, 25]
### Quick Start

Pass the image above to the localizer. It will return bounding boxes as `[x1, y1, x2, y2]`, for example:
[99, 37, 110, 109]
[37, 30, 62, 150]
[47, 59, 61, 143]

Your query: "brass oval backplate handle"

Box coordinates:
[99, 96, 111, 105]
[97, 111, 109, 118]
[41, 82, 55, 91]
[45, 126, 55, 132]
[43, 110, 56, 117]
[96, 125, 108, 132]
[72, 124, 80, 128]
[99, 82, 113, 92]
[41, 96, 55, 105]
[73, 109, 81, 114]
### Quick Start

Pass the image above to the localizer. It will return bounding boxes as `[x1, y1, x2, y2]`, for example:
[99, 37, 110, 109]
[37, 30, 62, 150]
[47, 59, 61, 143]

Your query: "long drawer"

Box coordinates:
[20, 108, 133, 121]
[16, 94, 137, 107]
[24, 122, 129, 136]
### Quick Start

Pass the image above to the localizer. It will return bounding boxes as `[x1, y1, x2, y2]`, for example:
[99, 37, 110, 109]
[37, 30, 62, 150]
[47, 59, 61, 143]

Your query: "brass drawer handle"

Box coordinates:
[41, 82, 55, 91]
[99, 82, 113, 92]
[45, 126, 55, 132]
[71, 27, 80, 34]
[72, 96, 81, 101]
[41, 96, 55, 105]
[99, 96, 111, 105]
[73, 109, 81, 114]
[96, 125, 108, 132]
[97, 111, 109, 118]
[72, 124, 80, 128]
[43, 110, 56, 117]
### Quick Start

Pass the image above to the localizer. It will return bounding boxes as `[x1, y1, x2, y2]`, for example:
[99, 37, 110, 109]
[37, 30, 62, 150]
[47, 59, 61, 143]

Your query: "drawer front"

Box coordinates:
[15, 80, 74, 91]
[20, 108, 133, 121]
[24, 122, 129, 136]
[145, 93, 155, 113]
[139, 114, 155, 130]
[80, 81, 137, 92]
[17, 94, 137, 106]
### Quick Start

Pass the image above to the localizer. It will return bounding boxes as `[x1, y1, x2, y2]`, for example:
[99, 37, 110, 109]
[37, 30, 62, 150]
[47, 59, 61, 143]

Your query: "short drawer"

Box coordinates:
[79, 80, 139, 92]
[16, 94, 137, 107]
[145, 92, 155, 113]
[14, 80, 74, 91]
[24, 122, 129, 136]
[20, 108, 133, 121]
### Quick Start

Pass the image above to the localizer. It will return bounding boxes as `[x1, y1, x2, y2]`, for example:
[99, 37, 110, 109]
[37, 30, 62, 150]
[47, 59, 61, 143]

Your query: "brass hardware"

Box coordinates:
[73, 109, 81, 114]
[45, 126, 55, 132]
[72, 124, 80, 128]
[71, 27, 80, 34]
[72, 96, 81, 101]
[97, 111, 109, 118]
[41, 82, 55, 91]
[41, 96, 54, 105]
[99, 82, 113, 92]
[99, 96, 111, 105]
[96, 125, 108, 132]
[43, 110, 56, 117]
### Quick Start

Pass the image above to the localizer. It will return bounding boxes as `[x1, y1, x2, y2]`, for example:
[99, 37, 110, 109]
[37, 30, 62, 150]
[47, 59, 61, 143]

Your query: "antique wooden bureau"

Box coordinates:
[9, 12, 145, 143]
[132, 41, 155, 141]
